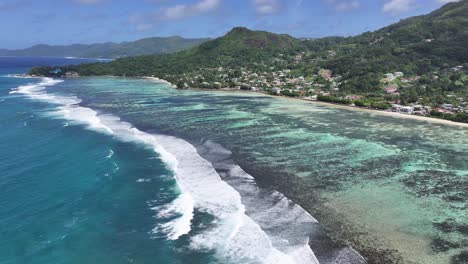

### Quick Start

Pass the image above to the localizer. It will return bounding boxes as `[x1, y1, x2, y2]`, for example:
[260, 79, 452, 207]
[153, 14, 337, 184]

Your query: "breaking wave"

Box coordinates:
[10, 77, 325, 264]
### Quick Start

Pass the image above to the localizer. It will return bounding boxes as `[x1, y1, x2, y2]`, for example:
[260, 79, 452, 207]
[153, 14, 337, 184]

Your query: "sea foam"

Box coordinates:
[11, 77, 321, 264]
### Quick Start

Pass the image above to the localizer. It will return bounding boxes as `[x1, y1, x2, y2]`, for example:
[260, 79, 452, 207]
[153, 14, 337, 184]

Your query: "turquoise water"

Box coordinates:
[2, 58, 346, 264]
[47, 77, 468, 263]
[2, 58, 468, 264]
[0, 62, 212, 263]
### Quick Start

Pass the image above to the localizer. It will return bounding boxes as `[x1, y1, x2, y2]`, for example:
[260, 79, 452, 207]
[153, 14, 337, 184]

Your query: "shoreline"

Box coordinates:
[142, 76, 178, 88]
[142, 77, 467, 263]
[141, 77, 408, 263]
[301, 98, 468, 128]
[143, 77, 468, 129]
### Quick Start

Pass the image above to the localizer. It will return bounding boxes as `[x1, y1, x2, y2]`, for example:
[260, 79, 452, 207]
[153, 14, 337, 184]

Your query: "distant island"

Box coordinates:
[31, 0, 468, 124]
[0, 36, 210, 59]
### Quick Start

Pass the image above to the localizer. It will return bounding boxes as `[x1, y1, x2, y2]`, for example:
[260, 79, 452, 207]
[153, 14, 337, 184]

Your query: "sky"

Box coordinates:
[0, 0, 461, 49]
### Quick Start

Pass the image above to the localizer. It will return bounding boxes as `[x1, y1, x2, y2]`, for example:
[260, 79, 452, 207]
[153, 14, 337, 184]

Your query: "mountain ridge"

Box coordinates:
[32, 0, 468, 78]
[0, 36, 211, 59]
[32, 0, 468, 113]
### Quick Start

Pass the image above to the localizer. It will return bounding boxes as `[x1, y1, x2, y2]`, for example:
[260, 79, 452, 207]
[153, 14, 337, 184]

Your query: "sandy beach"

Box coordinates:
[144, 77, 468, 129]
[301, 98, 468, 128]
[142, 76, 178, 88]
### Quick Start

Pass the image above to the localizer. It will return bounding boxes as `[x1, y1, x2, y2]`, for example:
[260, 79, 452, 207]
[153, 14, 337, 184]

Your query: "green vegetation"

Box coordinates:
[317, 95, 391, 110]
[317, 95, 352, 105]
[31, 1, 468, 122]
[430, 110, 468, 122]
[313, 0, 468, 93]
[30, 27, 304, 77]
[1, 36, 210, 59]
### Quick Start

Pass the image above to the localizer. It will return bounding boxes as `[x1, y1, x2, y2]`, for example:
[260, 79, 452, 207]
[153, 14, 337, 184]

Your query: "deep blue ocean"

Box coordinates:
[0, 58, 219, 264]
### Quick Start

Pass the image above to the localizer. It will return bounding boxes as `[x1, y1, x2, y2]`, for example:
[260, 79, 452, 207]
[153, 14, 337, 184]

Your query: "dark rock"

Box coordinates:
[452, 251, 468, 264]
[431, 238, 460, 253]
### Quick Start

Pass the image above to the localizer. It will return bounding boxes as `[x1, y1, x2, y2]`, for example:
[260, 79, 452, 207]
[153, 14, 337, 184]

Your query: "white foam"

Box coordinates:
[11, 78, 319, 264]
[4, 74, 37, 79]
[199, 141, 322, 263]
[136, 178, 151, 183]
[106, 149, 114, 159]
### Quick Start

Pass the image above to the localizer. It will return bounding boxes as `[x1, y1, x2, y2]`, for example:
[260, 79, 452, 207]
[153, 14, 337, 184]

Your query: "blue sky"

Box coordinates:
[0, 0, 461, 49]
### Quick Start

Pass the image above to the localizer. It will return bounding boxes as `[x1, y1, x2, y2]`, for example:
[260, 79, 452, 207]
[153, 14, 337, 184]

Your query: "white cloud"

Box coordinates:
[252, 0, 281, 15]
[436, 0, 460, 3]
[325, 0, 360, 11]
[383, 0, 413, 15]
[163, 5, 187, 19]
[161, 0, 220, 20]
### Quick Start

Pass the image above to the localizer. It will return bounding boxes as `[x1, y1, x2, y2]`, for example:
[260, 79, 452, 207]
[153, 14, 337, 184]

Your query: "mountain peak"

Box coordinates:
[218, 27, 300, 50]
[227, 27, 253, 35]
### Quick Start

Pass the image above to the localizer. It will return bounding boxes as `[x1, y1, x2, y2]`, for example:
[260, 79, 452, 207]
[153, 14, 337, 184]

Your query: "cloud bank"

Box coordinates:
[161, 0, 221, 20]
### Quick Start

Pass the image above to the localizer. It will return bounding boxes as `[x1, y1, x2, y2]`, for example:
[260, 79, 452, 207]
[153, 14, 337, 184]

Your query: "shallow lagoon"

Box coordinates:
[50, 77, 468, 263]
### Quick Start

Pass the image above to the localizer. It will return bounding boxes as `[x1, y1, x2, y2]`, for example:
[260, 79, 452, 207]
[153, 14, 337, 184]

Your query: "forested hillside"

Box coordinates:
[1, 36, 210, 59]
[31, 0, 468, 122]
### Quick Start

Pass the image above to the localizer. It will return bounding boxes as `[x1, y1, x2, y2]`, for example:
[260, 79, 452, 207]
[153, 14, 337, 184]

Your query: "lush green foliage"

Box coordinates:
[430, 110, 468, 122]
[30, 1, 468, 123]
[31, 27, 304, 75]
[317, 95, 391, 110]
[311, 0, 468, 93]
[317, 95, 352, 105]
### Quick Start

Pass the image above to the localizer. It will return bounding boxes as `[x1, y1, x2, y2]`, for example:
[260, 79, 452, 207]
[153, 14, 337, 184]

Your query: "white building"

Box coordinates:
[272, 87, 282, 95]
[400, 106, 414, 114]
[443, 104, 453, 110]
[385, 73, 395, 81]
[392, 104, 403, 112]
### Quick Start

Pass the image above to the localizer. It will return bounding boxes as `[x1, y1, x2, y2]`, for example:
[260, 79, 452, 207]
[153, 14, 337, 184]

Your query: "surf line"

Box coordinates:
[10, 77, 320, 264]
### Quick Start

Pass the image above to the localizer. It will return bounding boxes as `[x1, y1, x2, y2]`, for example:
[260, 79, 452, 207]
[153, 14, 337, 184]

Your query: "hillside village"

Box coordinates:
[31, 0, 468, 123]
[165, 61, 468, 120]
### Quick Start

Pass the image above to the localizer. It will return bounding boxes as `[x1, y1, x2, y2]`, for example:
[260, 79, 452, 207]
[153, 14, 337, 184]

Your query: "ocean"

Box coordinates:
[1, 57, 467, 264]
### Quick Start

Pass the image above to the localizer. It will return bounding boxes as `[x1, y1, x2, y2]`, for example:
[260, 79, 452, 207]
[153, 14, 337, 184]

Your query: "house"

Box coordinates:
[436, 108, 454, 114]
[384, 85, 398, 93]
[384, 73, 395, 81]
[451, 65, 464, 72]
[272, 87, 282, 95]
[442, 104, 453, 110]
[412, 105, 426, 115]
[400, 106, 414, 114]
[394, 72, 404, 78]
[392, 104, 403, 112]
